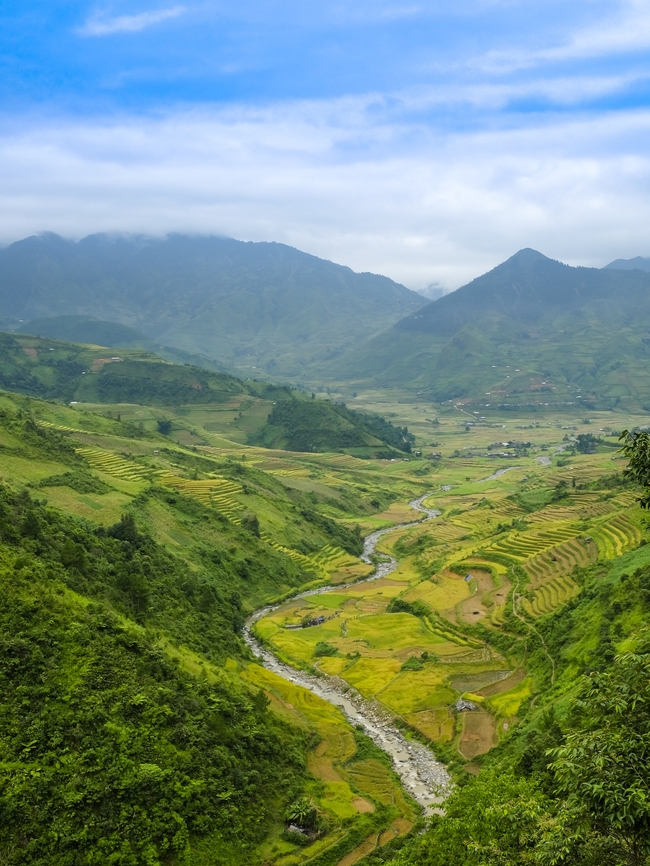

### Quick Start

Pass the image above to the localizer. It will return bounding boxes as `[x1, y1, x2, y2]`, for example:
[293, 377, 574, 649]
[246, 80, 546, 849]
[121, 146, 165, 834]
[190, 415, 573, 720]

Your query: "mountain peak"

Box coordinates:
[504, 248, 554, 266]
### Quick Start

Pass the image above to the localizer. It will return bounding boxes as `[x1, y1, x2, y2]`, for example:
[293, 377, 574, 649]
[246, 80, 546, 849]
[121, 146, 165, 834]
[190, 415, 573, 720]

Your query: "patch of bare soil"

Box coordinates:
[478, 668, 526, 698]
[458, 712, 497, 759]
[458, 570, 495, 624]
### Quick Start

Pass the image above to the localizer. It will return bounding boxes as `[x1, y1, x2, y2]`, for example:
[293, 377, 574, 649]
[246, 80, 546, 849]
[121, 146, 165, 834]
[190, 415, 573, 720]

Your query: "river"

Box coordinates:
[243, 492, 451, 813]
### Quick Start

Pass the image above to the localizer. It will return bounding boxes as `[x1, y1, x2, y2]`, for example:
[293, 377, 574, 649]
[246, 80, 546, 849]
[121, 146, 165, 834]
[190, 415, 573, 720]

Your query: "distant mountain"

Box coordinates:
[0, 233, 426, 379]
[604, 256, 650, 272]
[327, 248, 650, 410]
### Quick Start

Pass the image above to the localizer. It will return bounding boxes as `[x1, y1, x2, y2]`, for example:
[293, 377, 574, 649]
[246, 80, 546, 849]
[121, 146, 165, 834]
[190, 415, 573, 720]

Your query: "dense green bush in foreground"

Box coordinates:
[0, 486, 309, 864]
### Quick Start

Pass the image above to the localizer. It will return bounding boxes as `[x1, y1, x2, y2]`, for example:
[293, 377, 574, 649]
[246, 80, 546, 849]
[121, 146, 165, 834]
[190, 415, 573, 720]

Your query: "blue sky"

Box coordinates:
[2, 1, 650, 289]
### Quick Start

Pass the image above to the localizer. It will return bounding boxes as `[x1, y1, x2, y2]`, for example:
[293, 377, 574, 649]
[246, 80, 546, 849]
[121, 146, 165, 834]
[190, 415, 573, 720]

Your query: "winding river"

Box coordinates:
[243, 493, 451, 813]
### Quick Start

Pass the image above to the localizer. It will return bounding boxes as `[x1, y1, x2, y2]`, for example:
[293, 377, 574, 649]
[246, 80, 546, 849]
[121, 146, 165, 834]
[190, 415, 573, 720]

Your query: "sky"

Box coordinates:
[2, 1, 650, 291]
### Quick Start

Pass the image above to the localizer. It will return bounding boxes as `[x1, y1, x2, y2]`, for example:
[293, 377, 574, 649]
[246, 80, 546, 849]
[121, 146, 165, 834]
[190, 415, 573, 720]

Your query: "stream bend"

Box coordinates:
[243, 493, 451, 812]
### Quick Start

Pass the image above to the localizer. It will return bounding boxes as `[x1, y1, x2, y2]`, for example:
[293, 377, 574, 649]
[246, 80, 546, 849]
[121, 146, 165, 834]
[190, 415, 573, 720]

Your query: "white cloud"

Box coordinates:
[78, 6, 187, 37]
[2, 99, 650, 290]
[478, 0, 650, 72]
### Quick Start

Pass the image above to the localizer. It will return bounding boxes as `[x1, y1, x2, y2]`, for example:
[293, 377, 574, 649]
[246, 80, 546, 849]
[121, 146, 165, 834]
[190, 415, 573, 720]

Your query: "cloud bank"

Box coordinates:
[2, 98, 650, 290]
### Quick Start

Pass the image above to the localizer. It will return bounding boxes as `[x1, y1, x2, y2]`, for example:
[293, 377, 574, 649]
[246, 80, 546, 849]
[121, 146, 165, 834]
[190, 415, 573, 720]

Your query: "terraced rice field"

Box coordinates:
[259, 531, 327, 577]
[488, 525, 580, 561]
[258, 534, 358, 580]
[521, 575, 580, 617]
[524, 536, 596, 585]
[76, 446, 159, 482]
[161, 476, 245, 523]
[591, 512, 641, 559]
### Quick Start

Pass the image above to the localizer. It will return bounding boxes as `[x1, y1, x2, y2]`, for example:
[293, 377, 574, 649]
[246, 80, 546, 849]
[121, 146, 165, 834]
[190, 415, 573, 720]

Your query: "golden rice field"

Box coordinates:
[254, 434, 646, 767]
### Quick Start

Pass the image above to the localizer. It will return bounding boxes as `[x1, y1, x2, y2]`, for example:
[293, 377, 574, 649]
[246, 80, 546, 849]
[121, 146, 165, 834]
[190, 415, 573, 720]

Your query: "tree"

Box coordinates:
[544, 645, 650, 866]
[620, 430, 650, 508]
[157, 419, 172, 435]
[576, 433, 598, 454]
[286, 797, 317, 828]
[388, 770, 550, 866]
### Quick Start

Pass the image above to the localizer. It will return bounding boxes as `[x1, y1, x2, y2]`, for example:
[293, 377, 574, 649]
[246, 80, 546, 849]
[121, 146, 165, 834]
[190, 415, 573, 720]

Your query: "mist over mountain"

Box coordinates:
[0, 232, 426, 379]
[327, 248, 650, 409]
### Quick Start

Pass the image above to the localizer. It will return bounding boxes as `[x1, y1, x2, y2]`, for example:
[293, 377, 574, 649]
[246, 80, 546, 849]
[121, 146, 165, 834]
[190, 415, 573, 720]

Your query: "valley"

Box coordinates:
[1, 353, 647, 864]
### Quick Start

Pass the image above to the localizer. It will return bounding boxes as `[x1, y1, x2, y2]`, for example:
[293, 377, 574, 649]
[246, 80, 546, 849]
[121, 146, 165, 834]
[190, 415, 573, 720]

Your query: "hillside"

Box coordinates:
[249, 396, 416, 456]
[1, 373, 649, 864]
[327, 248, 650, 410]
[0, 232, 426, 379]
[0, 331, 418, 456]
[0, 330, 289, 406]
[0, 386, 437, 864]
[22, 314, 152, 348]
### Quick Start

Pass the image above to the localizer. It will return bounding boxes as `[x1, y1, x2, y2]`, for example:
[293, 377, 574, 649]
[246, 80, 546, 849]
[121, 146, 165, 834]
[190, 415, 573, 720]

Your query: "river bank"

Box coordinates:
[243, 493, 451, 814]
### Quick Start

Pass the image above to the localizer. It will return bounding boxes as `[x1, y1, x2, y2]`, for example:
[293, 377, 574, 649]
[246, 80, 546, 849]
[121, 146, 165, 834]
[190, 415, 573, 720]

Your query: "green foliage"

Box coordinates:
[576, 433, 599, 454]
[298, 507, 363, 555]
[401, 656, 424, 671]
[388, 769, 550, 866]
[32, 469, 111, 494]
[387, 597, 430, 618]
[249, 397, 413, 455]
[314, 641, 338, 657]
[620, 430, 650, 508]
[0, 484, 257, 660]
[285, 797, 318, 828]
[0, 565, 308, 865]
[547, 646, 650, 864]
[241, 512, 261, 537]
[157, 418, 172, 435]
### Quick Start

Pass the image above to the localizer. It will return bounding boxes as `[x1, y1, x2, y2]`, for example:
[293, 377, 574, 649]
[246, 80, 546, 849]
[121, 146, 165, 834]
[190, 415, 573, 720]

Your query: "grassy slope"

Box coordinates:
[0, 388, 438, 866]
[2, 374, 648, 864]
[0, 331, 417, 457]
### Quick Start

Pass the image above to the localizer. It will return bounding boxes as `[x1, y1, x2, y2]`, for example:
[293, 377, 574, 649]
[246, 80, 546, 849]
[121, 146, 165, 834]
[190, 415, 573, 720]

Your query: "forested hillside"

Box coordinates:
[249, 396, 415, 456]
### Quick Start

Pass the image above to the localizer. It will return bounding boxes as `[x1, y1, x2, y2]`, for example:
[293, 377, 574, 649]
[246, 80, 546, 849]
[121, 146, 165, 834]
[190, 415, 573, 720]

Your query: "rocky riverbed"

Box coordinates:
[243, 492, 451, 814]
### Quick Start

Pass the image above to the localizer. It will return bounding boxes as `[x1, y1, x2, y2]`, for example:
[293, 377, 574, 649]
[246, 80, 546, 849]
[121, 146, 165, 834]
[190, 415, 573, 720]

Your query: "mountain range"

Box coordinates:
[0, 232, 426, 379]
[326, 248, 650, 410]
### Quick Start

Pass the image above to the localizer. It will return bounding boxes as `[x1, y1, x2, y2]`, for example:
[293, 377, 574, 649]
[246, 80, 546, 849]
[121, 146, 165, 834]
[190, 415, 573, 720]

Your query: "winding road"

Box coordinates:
[243, 493, 451, 813]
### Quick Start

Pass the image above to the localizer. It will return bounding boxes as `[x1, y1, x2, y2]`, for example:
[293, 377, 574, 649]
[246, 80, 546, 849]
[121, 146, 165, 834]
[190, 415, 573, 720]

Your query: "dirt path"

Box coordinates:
[511, 570, 556, 685]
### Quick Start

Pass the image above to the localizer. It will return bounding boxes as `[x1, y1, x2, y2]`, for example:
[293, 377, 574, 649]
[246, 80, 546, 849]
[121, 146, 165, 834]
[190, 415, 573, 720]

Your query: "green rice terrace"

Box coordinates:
[1, 376, 649, 866]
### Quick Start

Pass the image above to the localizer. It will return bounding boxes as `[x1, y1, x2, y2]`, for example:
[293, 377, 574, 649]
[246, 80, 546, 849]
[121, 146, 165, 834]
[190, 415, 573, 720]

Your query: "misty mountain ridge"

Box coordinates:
[604, 255, 650, 272]
[0, 232, 426, 379]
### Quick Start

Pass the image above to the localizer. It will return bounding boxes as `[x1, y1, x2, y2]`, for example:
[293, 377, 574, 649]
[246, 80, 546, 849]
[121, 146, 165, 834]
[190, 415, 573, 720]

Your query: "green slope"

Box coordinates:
[0, 330, 291, 406]
[249, 395, 416, 456]
[327, 248, 650, 410]
[0, 232, 426, 379]
[0, 387, 425, 864]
